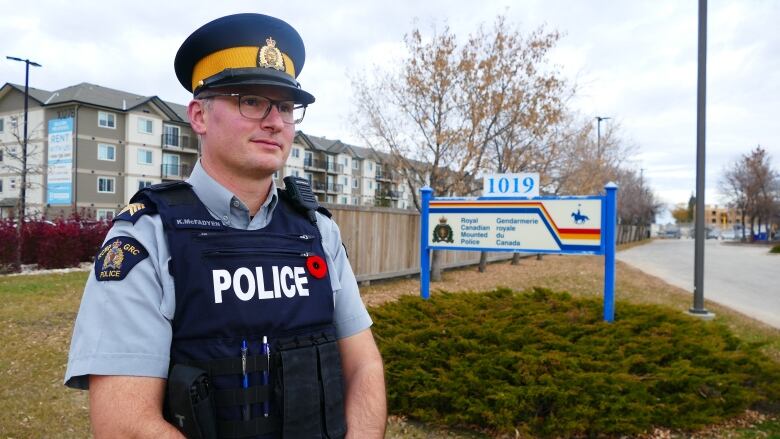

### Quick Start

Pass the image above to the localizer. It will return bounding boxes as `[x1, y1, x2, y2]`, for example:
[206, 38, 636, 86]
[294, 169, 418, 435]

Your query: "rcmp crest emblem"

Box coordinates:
[257, 37, 285, 71]
[102, 240, 125, 270]
[94, 236, 148, 281]
[432, 216, 454, 243]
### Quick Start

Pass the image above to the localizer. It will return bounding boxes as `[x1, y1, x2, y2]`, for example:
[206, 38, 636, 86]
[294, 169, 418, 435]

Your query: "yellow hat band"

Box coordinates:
[191, 46, 296, 91]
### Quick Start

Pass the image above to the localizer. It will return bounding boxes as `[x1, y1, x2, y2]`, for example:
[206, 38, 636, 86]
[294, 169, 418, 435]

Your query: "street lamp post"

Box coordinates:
[595, 116, 611, 157]
[6, 55, 42, 270]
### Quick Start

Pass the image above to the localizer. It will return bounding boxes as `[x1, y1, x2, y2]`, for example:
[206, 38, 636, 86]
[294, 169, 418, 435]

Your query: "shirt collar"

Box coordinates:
[186, 160, 278, 226]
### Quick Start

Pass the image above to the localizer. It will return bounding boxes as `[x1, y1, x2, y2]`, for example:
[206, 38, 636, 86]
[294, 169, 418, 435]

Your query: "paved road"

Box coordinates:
[617, 239, 780, 328]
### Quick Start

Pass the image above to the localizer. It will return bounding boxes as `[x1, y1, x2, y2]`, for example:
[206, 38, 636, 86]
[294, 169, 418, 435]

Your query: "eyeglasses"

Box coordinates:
[198, 93, 307, 124]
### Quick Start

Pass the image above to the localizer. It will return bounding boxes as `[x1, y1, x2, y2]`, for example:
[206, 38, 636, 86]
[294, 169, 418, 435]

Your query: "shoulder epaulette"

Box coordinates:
[114, 198, 157, 224]
[316, 206, 332, 218]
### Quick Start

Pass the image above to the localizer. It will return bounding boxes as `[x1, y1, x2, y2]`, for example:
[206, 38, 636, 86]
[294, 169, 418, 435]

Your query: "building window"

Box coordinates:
[291, 147, 300, 158]
[138, 149, 153, 165]
[163, 125, 180, 146]
[138, 118, 153, 134]
[97, 177, 115, 193]
[98, 143, 116, 161]
[292, 170, 300, 177]
[340, 196, 348, 204]
[304, 151, 313, 166]
[352, 179, 359, 188]
[163, 153, 180, 177]
[273, 171, 279, 179]
[304, 172, 313, 184]
[369, 181, 373, 190]
[0, 179, 3, 192]
[352, 197, 359, 204]
[10, 178, 16, 189]
[353, 160, 359, 170]
[341, 176, 348, 186]
[0, 117, 4, 133]
[138, 180, 153, 190]
[0, 149, 3, 162]
[98, 111, 116, 129]
[368, 162, 373, 171]
[97, 209, 115, 220]
[327, 195, 334, 203]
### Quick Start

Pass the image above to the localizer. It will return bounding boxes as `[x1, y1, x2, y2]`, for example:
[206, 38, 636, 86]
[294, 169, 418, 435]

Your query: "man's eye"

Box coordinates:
[278, 102, 295, 114]
[241, 97, 263, 107]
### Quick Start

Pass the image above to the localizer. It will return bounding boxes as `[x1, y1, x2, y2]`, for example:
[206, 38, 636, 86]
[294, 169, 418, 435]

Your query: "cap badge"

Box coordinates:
[257, 37, 285, 71]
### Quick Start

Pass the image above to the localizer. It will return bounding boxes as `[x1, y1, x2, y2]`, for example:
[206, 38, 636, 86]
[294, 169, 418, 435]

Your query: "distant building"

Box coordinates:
[0, 82, 416, 220]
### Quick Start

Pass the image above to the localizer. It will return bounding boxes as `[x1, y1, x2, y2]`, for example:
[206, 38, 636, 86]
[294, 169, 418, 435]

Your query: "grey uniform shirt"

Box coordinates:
[65, 161, 372, 389]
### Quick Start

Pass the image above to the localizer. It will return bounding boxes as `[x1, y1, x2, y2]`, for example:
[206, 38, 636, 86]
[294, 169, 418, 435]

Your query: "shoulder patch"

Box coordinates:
[114, 202, 156, 224]
[94, 236, 149, 282]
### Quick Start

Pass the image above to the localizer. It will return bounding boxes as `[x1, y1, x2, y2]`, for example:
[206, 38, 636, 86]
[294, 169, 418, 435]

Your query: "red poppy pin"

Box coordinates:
[306, 255, 327, 279]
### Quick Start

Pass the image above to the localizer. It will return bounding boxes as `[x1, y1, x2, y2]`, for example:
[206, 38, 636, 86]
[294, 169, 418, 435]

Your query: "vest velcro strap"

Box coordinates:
[218, 415, 280, 438]
[214, 384, 271, 407]
[184, 354, 269, 376]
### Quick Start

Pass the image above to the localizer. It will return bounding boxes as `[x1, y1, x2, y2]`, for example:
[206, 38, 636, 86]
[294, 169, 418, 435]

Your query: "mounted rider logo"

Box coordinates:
[571, 206, 590, 224]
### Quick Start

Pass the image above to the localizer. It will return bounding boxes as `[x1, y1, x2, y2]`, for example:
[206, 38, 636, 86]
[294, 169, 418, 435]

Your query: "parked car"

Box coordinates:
[659, 228, 681, 239]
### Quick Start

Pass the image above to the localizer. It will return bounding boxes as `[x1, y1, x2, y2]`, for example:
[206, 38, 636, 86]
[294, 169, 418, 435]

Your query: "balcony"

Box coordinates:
[326, 162, 344, 174]
[327, 183, 344, 193]
[312, 181, 326, 193]
[162, 133, 198, 151]
[304, 157, 326, 170]
[162, 163, 191, 180]
[375, 170, 394, 181]
[376, 189, 401, 199]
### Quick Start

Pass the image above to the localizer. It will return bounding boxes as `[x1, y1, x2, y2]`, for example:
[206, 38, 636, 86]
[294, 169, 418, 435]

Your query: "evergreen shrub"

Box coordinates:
[770, 245, 780, 254]
[371, 288, 780, 437]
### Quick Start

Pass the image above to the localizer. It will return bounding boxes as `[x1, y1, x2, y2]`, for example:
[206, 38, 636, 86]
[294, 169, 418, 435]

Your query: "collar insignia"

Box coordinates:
[257, 37, 285, 71]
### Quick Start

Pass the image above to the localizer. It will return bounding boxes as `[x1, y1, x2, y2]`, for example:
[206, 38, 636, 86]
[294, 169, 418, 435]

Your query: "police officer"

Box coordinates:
[65, 13, 386, 439]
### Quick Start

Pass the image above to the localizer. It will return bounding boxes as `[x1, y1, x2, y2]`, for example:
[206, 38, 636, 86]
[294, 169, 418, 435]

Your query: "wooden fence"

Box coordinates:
[325, 203, 647, 282]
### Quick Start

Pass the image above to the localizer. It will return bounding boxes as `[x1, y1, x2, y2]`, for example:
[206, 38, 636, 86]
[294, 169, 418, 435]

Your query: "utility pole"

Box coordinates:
[690, 0, 714, 319]
[6, 55, 42, 270]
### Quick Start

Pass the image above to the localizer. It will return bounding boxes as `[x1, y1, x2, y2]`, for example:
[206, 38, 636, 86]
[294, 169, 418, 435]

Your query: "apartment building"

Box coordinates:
[284, 133, 414, 209]
[0, 82, 416, 219]
[0, 82, 198, 219]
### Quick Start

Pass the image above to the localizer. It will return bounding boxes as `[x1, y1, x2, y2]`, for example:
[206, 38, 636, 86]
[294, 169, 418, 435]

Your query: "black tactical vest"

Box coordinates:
[129, 182, 347, 439]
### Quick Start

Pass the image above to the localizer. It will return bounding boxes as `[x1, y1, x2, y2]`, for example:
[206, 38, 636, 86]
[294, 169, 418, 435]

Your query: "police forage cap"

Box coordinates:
[174, 13, 315, 105]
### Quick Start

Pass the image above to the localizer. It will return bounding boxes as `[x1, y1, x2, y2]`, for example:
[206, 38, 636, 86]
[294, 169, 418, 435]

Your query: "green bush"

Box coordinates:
[371, 288, 780, 437]
[770, 245, 780, 254]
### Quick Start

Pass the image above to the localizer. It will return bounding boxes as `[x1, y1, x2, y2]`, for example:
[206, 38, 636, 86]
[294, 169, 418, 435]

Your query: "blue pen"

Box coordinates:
[261, 336, 269, 417]
[241, 339, 250, 421]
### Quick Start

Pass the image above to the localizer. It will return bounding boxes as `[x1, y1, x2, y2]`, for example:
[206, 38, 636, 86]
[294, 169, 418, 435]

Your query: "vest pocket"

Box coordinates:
[317, 342, 347, 439]
[277, 338, 347, 439]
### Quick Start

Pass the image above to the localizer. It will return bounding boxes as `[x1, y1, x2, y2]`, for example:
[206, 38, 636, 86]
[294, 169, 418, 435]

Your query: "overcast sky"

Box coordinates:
[2, 0, 778, 216]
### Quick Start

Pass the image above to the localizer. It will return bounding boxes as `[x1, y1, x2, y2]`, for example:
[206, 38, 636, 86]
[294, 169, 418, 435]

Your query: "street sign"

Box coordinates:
[420, 183, 619, 322]
[429, 198, 602, 254]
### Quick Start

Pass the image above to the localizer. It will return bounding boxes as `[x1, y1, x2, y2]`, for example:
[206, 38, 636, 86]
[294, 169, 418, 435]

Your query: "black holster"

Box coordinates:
[166, 364, 218, 439]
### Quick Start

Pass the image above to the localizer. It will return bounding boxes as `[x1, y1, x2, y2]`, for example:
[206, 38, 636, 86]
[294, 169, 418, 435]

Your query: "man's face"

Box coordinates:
[193, 86, 297, 179]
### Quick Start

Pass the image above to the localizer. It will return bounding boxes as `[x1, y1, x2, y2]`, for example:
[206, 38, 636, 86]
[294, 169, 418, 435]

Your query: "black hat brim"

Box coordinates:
[195, 67, 315, 105]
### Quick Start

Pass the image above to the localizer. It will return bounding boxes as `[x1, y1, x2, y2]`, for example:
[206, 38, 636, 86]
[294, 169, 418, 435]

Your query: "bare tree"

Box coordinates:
[720, 146, 779, 241]
[352, 16, 567, 280]
[0, 114, 45, 270]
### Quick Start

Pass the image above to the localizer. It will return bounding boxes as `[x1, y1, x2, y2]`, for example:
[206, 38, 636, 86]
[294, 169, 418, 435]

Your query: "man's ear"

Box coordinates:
[188, 99, 207, 134]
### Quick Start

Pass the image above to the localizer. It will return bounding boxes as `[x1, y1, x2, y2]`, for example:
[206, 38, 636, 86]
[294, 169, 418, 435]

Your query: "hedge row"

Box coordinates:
[0, 218, 110, 271]
[372, 288, 780, 437]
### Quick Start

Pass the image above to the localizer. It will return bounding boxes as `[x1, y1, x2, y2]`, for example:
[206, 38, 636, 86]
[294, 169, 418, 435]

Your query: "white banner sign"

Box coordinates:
[47, 118, 74, 204]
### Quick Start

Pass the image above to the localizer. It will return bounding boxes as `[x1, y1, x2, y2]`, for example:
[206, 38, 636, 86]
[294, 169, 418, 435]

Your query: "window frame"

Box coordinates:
[97, 143, 116, 161]
[138, 117, 154, 134]
[97, 176, 116, 194]
[291, 148, 300, 158]
[163, 124, 180, 146]
[137, 148, 153, 165]
[98, 111, 116, 129]
[96, 209, 115, 220]
[138, 180, 153, 190]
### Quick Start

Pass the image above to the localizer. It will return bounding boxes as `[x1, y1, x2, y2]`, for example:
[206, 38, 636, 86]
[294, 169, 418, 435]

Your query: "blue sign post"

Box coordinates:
[420, 182, 619, 322]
